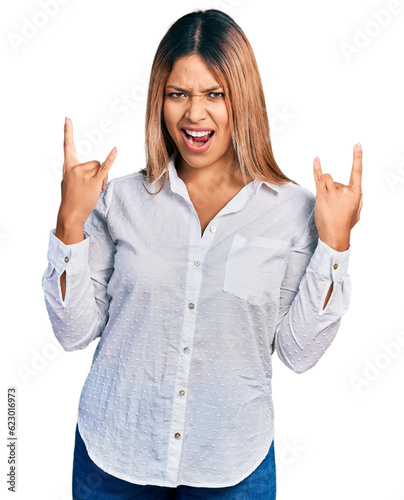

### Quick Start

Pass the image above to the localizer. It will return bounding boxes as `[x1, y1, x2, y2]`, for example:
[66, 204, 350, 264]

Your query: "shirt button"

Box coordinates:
[179, 390, 185, 397]
[333, 264, 338, 270]
[174, 432, 181, 439]
[183, 347, 190, 354]
[188, 303, 195, 309]
[209, 226, 216, 233]
[194, 260, 201, 266]
[64, 256, 69, 263]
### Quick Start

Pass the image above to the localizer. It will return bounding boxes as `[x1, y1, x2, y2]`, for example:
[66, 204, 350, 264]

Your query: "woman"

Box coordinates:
[42, 8, 363, 499]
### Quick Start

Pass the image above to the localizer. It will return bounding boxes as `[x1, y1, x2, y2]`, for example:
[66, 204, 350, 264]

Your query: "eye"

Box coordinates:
[209, 92, 225, 98]
[167, 92, 186, 98]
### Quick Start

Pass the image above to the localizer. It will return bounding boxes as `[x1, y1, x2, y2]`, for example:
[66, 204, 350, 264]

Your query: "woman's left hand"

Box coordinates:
[313, 143, 363, 252]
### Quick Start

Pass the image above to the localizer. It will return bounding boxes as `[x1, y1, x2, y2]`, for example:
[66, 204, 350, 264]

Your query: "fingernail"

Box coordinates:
[314, 157, 319, 163]
[65, 117, 69, 124]
[355, 142, 362, 151]
[111, 146, 117, 154]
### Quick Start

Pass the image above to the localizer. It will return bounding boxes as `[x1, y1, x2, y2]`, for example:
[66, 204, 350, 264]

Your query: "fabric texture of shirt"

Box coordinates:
[42, 154, 351, 488]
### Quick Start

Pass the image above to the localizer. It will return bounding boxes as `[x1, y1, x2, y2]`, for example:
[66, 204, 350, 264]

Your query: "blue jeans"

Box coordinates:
[72, 423, 276, 499]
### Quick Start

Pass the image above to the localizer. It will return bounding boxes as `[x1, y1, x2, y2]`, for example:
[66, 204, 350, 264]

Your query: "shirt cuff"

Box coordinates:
[307, 238, 350, 281]
[47, 228, 89, 276]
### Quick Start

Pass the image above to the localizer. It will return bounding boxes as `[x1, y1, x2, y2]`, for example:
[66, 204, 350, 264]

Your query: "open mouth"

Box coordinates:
[182, 129, 215, 148]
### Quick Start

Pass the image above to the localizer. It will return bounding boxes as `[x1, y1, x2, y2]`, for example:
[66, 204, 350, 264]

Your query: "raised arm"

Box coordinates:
[272, 212, 351, 373]
[41, 117, 117, 351]
[273, 143, 363, 373]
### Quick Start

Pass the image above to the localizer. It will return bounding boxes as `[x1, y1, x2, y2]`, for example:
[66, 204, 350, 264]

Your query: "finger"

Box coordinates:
[313, 157, 326, 192]
[94, 146, 117, 183]
[322, 172, 336, 192]
[64, 117, 79, 166]
[313, 157, 335, 192]
[348, 142, 363, 190]
[65, 160, 101, 179]
[80, 160, 102, 172]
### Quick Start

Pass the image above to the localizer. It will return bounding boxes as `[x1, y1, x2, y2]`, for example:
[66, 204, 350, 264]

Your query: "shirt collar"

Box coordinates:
[252, 179, 279, 193]
[146, 154, 178, 190]
[147, 154, 280, 194]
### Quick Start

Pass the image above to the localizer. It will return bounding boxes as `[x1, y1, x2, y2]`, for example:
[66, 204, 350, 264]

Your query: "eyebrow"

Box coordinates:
[166, 85, 223, 92]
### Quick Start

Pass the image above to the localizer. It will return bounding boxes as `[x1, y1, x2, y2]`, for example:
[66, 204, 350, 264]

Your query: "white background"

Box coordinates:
[2, 0, 404, 498]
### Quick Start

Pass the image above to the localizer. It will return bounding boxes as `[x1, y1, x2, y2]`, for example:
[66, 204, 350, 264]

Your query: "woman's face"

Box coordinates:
[163, 54, 234, 175]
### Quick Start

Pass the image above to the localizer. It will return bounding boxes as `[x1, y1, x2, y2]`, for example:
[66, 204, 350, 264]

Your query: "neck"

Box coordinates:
[175, 154, 252, 188]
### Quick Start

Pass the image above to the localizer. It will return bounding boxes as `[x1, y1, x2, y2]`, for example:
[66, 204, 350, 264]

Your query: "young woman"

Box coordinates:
[42, 8, 363, 499]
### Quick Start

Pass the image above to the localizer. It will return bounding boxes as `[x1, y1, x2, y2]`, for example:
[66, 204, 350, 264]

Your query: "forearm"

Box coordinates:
[323, 282, 334, 309]
[42, 179, 115, 351]
[42, 263, 107, 351]
[42, 229, 110, 351]
[55, 216, 85, 301]
[275, 275, 350, 373]
[275, 239, 351, 373]
[321, 237, 349, 310]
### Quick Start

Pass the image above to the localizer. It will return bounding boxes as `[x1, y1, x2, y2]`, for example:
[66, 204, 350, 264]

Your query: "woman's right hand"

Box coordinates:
[56, 117, 117, 242]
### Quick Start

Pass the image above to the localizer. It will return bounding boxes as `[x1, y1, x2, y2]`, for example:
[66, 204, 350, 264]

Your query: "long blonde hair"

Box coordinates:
[140, 8, 298, 194]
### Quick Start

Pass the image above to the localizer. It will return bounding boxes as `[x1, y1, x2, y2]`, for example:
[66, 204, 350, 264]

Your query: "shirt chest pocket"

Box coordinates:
[223, 235, 290, 306]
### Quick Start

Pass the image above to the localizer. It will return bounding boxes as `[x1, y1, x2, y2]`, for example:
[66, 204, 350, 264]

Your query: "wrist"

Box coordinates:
[319, 237, 350, 252]
[55, 217, 85, 245]
[57, 205, 86, 227]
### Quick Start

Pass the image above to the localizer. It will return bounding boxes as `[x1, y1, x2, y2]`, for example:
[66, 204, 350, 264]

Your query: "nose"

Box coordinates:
[184, 95, 207, 123]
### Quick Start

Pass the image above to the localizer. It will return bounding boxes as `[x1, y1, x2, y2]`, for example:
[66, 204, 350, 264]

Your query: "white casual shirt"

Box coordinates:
[42, 154, 351, 488]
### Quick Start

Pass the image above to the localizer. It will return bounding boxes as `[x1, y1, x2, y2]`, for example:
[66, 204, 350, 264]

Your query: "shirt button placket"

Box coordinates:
[165, 222, 209, 484]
